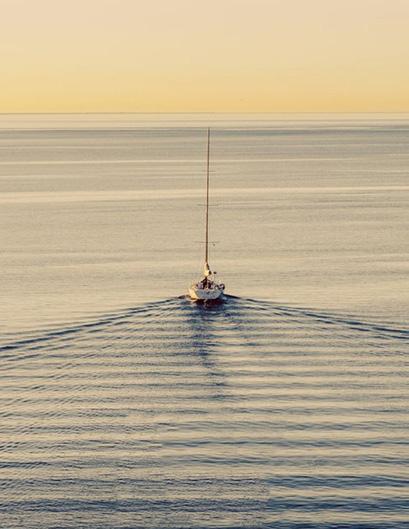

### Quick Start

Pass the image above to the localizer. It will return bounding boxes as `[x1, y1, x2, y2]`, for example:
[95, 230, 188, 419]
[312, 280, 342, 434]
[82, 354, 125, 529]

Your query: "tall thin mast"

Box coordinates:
[205, 128, 210, 266]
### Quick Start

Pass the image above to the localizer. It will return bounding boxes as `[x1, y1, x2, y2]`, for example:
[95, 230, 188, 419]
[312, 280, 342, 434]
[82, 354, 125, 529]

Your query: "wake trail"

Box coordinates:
[1, 295, 407, 358]
[0, 297, 182, 355]
[229, 295, 409, 341]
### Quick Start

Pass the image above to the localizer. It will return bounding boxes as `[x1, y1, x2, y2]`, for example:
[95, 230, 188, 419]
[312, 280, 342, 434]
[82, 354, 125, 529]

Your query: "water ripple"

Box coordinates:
[0, 296, 408, 528]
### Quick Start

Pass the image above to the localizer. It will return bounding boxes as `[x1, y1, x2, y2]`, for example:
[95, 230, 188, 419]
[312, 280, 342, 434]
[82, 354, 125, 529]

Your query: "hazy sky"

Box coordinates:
[1, 0, 409, 112]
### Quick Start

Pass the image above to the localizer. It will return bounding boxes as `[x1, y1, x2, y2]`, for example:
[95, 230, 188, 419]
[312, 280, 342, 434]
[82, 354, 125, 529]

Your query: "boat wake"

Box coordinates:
[1, 296, 408, 529]
[2, 294, 407, 354]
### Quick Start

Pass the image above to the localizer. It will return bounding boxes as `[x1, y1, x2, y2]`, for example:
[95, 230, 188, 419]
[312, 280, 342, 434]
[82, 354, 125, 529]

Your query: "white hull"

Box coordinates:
[189, 285, 224, 301]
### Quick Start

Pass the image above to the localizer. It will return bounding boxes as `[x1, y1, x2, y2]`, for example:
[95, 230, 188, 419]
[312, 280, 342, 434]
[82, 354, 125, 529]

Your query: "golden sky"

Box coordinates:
[1, 0, 409, 112]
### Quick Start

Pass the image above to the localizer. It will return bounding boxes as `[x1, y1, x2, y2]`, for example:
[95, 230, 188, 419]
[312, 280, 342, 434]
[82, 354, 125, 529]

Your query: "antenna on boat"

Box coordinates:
[204, 127, 211, 276]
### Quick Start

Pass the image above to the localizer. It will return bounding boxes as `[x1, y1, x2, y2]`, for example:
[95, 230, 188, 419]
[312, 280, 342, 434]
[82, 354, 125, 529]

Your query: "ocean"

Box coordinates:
[1, 113, 408, 528]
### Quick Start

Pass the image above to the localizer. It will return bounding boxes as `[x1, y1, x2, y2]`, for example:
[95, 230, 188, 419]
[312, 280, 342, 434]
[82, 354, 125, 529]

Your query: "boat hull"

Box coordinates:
[189, 285, 224, 301]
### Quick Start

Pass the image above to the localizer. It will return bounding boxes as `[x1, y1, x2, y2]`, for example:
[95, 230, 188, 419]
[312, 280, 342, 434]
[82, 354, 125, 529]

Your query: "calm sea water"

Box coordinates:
[1, 113, 408, 528]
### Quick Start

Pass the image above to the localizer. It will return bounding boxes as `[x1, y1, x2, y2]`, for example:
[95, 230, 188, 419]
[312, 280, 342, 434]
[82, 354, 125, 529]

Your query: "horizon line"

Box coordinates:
[1, 111, 409, 116]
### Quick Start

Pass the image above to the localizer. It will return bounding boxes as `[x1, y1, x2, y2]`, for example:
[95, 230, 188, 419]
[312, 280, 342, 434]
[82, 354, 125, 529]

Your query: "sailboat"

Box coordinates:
[188, 128, 225, 302]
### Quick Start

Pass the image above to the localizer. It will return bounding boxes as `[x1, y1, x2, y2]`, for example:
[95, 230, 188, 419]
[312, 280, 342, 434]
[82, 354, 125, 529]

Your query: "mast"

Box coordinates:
[205, 127, 210, 269]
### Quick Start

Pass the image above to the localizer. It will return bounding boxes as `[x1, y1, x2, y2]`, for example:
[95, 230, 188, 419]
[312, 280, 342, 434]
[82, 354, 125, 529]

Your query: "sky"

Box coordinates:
[1, 0, 409, 112]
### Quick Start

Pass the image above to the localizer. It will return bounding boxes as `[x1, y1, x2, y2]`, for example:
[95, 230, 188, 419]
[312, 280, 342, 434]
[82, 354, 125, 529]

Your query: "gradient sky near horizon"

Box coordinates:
[1, 0, 409, 112]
